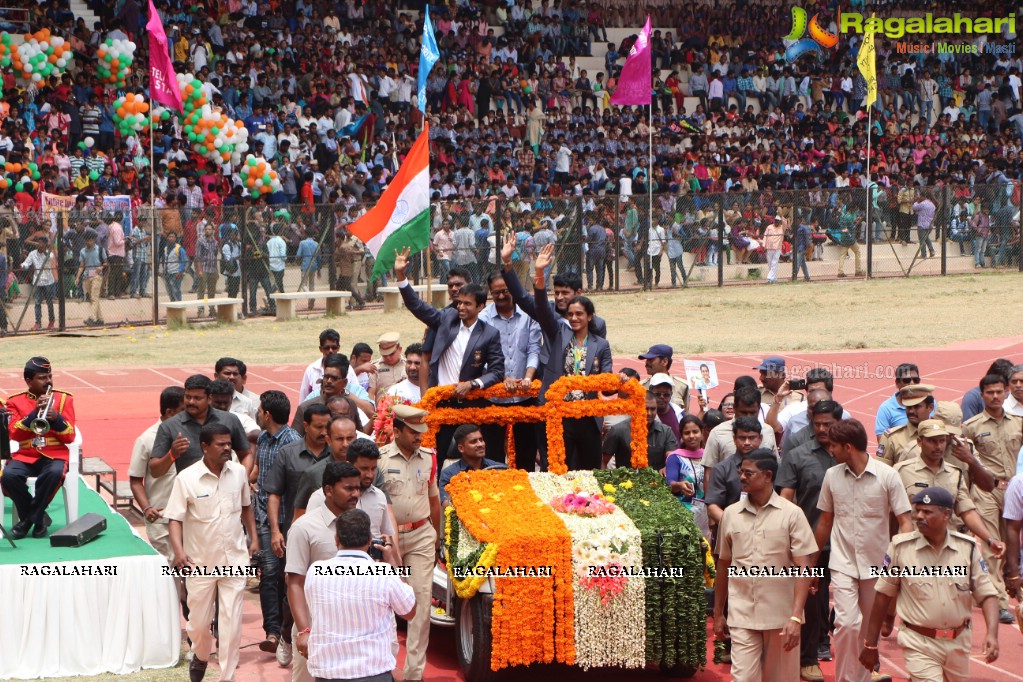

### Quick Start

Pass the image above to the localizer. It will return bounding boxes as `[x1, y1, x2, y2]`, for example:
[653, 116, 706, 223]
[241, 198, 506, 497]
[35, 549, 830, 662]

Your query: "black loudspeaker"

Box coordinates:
[49, 513, 107, 547]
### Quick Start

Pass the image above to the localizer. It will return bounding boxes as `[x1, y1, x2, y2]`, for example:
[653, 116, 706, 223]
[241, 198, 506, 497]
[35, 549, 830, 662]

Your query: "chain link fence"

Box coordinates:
[1, 184, 1019, 335]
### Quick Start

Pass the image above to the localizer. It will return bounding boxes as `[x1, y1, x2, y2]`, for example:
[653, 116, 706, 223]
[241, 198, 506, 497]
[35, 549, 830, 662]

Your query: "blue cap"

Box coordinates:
[910, 486, 954, 509]
[754, 356, 786, 372]
[639, 344, 673, 360]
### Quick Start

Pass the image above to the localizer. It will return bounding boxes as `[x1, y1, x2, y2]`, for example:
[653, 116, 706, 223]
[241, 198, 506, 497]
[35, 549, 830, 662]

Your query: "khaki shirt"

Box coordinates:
[380, 442, 438, 525]
[701, 418, 778, 471]
[759, 386, 805, 411]
[898, 187, 916, 214]
[893, 456, 976, 530]
[284, 503, 339, 576]
[818, 457, 912, 579]
[877, 422, 918, 466]
[372, 356, 407, 397]
[127, 420, 176, 540]
[716, 491, 817, 630]
[641, 374, 690, 410]
[164, 459, 251, 567]
[962, 410, 1023, 481]
[876, 530, 997, 629]
[306, 485, 394, 537]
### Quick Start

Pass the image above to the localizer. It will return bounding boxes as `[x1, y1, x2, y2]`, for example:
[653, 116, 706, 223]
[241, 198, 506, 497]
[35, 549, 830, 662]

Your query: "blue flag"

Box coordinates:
[417, 5, 439, 114]
[338, 114, 368, 138]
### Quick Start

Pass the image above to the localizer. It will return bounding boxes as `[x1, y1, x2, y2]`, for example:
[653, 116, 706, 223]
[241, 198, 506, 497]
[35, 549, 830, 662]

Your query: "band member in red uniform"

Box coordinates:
[1, 357, 76, 539]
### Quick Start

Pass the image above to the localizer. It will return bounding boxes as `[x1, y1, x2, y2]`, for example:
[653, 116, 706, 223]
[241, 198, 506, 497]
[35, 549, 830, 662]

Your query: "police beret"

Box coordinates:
[911, 486, 954, 509]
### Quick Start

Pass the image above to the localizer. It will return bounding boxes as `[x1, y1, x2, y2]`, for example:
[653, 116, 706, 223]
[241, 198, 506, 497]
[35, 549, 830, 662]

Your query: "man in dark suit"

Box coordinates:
[393, 247, 504, 464]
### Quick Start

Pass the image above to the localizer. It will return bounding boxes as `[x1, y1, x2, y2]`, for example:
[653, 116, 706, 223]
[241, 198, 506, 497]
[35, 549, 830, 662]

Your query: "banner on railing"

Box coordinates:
[41, 192, 134, 234]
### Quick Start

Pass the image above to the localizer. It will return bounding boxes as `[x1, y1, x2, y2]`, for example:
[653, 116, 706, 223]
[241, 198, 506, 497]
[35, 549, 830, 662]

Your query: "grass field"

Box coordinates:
[2, 271, 1021, 368]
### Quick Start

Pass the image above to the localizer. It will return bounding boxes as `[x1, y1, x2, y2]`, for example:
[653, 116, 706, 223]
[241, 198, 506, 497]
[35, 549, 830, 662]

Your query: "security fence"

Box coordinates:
[1, 184, 1020, 334]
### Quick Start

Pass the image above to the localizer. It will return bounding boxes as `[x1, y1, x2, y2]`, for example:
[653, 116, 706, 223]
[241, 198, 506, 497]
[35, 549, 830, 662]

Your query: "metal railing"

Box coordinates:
[1, 183, 1019, 334]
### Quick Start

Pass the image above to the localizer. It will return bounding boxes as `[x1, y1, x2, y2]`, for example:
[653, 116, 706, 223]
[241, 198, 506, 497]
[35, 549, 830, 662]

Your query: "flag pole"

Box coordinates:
[149, 120, 158, 322]
[864, 105, 873, 279]
[647, 101, 653, 291]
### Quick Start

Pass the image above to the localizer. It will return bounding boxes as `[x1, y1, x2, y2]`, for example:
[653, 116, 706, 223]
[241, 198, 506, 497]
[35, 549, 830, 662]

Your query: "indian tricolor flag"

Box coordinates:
[349, 123, 432, 281]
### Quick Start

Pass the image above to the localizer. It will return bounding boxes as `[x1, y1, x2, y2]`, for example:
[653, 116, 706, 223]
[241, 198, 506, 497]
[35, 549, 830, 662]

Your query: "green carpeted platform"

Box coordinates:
[1, 478, 156, 564]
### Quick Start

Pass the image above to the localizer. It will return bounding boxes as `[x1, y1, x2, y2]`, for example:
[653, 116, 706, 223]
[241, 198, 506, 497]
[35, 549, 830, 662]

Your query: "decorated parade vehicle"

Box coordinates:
[408, 375, 711, 681]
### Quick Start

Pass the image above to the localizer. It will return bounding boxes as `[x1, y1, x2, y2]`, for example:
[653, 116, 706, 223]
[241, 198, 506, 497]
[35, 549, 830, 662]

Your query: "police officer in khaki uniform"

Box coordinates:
[373, 332, 407, 399]
[877, 384, 935, 465]
[859, 487, 1000, 682]
[962, 373, 1023, 623]
[379, 404, 440, 682]
[893, 420, 1006, 556]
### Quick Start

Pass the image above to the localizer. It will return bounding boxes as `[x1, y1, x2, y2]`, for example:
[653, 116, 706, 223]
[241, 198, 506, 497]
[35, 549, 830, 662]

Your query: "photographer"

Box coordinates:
[300, 509, 415, 682]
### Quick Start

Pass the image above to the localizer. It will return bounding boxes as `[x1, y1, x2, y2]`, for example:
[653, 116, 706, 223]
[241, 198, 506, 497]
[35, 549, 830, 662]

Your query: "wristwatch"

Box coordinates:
[473, 379, 484, 389]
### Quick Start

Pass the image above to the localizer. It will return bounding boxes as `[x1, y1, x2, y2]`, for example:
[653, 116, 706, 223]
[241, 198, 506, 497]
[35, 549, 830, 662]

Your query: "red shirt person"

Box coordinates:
[1, 356, 76, 539]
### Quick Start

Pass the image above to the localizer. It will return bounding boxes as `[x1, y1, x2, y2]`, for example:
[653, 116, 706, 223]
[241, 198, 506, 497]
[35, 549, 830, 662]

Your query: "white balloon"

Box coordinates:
[31, 73, 41, 82]
[85, 137, 95, 148]
[214, 138, 223, 148]
[23, 63, 32, 72]
[56, 58, 67, 68]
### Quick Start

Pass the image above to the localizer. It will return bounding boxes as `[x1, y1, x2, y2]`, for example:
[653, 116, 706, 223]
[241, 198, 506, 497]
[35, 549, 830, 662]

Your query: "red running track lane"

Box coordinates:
[2, 336, 1023, 682]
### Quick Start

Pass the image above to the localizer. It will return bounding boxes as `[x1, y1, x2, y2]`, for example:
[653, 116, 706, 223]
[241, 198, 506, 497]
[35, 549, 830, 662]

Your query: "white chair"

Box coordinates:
[4, 427, 82, 526]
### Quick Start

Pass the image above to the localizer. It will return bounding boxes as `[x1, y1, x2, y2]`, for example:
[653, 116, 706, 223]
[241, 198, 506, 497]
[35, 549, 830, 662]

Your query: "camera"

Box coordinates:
[788, 378, 807, 390]
[369, 535, 388, 561]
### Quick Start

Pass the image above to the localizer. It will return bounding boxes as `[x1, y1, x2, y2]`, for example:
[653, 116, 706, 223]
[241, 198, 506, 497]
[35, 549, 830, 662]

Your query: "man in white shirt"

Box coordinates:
[21, 238, 58, 331]
[127, 386, 185, 561]
[165, 423, 258, 682]
[386, 344, 424, 405]
[1007, 365, 1023, 417]
[298, 509, 415, 681]
[213, 357, 257, 420]
[298, 329, 362, 403]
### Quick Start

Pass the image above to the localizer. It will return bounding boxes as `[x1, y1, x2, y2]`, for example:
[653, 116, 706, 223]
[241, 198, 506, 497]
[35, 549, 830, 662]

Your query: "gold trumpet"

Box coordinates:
[30, 386, 54, 436]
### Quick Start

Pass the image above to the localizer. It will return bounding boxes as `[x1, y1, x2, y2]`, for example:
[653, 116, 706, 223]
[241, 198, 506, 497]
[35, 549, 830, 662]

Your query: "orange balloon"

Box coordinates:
[246, 177, 255, 187]
[139, 102, 149, 113]
[11, 163, 21, 173]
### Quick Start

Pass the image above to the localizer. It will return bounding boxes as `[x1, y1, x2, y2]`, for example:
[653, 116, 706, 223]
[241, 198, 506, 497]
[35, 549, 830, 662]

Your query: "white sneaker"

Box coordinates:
[276, 639, 293, 667]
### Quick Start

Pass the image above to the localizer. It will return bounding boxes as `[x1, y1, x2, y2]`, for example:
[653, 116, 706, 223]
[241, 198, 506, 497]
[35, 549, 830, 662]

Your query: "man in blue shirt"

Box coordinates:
[874, 363, 920, 436]
[478, 272, 541, 467]
[439, 425, 503, 506]
[295, 229, 320, 303]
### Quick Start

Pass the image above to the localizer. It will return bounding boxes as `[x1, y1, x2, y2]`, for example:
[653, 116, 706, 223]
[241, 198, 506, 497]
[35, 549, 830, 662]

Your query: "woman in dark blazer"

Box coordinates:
[527, 244, 612, 470]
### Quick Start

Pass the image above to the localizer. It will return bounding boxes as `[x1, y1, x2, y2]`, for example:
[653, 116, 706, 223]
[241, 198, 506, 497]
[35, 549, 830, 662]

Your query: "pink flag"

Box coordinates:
[609, 16, 652, 107]
[147, 0, 183, 112]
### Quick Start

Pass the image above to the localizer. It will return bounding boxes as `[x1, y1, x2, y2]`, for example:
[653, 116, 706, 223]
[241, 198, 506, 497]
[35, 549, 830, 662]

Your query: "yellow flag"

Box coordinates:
[857, 19, 877, 108]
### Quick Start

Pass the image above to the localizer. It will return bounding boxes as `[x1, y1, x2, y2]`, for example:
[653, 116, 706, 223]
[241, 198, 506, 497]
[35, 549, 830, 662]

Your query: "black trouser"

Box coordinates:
[586, 252, 605, 290]
[0, 457, 66, 526]
[897, 212, 913, 242]
[335, 275, 365, 306]
[225, 275, 240, 298]
[107, 255, 125, 297]
[316, 672, 393, 682]
[800, 549, 831, 666]
[479, 398, 539, 470]
[564, 417, 602, 470]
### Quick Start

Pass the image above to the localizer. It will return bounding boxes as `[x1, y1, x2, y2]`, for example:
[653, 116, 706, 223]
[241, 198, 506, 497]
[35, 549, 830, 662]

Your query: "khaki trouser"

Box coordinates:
[85, 275, 103, 320]
[196, 272, 219, 301]
[186, 575, 246, 681]
[831, 571, 876, 682]
[729, 626, 799, 682]
[838, 243, 862, 275]
[398, 523, 437, 680]
[898, 625, 971, 682]
[973, 486, 1008, 608]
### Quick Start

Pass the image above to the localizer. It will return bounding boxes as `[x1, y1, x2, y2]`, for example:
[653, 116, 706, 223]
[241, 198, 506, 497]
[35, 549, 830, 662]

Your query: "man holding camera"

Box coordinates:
[755, 356, 805, 414]
[288, 461, 367, 682]
[300, 508, 416, 682]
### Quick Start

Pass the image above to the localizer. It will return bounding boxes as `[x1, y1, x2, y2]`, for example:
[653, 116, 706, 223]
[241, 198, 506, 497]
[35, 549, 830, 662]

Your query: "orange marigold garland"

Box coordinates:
[417, 376, 648, 474]
[543, 376, 648, 474]
[417, 382, 543, 449]
[445, 469, 576, 670]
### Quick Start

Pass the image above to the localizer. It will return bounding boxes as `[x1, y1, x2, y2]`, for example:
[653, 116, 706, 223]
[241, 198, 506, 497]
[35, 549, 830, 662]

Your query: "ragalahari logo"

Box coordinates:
[783, 7, 840, 61]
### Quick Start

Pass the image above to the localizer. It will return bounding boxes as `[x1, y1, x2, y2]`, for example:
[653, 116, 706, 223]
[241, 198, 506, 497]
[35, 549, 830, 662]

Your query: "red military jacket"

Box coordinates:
[5, 390, 76, 464]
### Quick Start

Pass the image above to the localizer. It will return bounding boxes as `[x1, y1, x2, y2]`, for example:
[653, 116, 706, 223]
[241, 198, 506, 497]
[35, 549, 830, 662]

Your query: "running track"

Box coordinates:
[3, 336, 1023, 682]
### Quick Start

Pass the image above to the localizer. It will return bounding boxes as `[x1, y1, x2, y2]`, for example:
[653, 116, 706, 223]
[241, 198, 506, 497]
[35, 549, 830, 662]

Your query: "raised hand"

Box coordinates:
[393, 246, 412, 280]
[535, 243, 554, 273]
[501, 232, 515, 266]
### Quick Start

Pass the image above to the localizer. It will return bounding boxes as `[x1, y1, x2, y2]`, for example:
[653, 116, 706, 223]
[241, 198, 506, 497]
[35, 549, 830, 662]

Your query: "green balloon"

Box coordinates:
[262, 173, 271, 184]
[247, 158, 257, 167]
[161, 110, 170, 120]
[250, 189, 260, 198]
[89, 170, 99, 180]
[2, 34, 11, 44]
[31, 171, 40, 180]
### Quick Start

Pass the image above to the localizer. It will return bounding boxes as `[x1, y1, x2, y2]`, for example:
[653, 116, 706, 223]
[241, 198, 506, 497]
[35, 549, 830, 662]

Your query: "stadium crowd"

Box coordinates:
[1, 0, 1023, 333]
